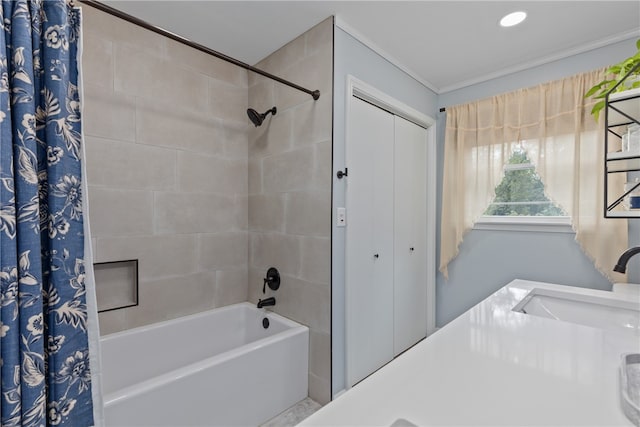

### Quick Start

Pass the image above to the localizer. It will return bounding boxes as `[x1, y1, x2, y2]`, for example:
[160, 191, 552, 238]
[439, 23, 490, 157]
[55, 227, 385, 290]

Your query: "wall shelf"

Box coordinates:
[608, 87, 640, 127]
[94, 259, 139, 312]
[604, 64, 640, 219]
[606, 157, 640, 173]
[606, 210, 640, 218]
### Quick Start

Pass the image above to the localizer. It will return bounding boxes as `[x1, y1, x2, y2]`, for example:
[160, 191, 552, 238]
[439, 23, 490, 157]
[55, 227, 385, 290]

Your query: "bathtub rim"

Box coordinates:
[101, 303, 308, 406]
[100, 302, 302, 342]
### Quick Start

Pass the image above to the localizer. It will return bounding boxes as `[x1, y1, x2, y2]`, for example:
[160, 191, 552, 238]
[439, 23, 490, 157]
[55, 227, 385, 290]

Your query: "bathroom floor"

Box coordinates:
[260, 398, 321, 427]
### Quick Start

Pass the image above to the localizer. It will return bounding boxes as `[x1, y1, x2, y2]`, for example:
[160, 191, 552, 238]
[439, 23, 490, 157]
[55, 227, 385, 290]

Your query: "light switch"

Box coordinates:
[337, 207, 346, 227]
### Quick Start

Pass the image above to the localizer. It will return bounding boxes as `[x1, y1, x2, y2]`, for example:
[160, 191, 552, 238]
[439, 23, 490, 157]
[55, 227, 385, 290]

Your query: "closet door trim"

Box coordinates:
[351, 82, 434, 130]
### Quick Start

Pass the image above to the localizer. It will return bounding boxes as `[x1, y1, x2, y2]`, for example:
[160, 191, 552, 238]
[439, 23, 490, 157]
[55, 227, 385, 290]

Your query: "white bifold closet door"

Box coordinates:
[346, 97, 395, 387]
[346, 97, 428, 387]
[393, 116, 427, 356]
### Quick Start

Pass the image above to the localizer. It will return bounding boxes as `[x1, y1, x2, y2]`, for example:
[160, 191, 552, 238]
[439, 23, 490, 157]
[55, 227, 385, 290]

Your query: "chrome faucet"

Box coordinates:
[614, 246, 640, 273]
[257, 297, 276, 309]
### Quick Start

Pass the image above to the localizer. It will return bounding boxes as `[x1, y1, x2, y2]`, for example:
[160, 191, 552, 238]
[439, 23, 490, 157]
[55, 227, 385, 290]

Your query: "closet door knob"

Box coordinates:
[410, 247, 415, 251]
[373, 253, 379, 259]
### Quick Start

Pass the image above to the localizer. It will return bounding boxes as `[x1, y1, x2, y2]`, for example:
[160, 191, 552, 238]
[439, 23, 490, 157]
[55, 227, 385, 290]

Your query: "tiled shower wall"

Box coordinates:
[247, 18, 333, 404]
[82, 6, 333, 404]
[82, 6, 250, 334]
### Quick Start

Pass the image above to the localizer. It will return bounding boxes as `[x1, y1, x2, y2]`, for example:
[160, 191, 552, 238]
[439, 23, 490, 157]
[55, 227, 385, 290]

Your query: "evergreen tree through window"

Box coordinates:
[484, 150, 566, 216]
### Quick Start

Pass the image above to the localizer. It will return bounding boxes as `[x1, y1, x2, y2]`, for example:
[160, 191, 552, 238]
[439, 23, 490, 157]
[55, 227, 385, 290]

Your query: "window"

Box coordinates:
[483, 149, 566, 217]
[440, 68, 627, 280]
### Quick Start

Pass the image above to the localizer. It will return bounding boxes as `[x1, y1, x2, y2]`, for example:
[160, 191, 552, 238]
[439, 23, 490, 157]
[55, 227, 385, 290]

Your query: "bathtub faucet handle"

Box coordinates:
[263, 267, 281, 294]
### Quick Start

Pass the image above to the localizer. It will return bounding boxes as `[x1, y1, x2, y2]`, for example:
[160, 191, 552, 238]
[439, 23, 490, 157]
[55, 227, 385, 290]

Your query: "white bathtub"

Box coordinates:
[100, 302, 309, 426]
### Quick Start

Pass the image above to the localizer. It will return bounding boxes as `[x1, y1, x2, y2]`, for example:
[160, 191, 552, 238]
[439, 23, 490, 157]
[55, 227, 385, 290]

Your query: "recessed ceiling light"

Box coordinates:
[500, 11, 527, 27]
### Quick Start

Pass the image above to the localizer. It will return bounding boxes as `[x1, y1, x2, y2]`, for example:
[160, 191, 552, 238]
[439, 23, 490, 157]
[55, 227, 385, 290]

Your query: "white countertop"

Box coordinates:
[301, 280, 640, 426]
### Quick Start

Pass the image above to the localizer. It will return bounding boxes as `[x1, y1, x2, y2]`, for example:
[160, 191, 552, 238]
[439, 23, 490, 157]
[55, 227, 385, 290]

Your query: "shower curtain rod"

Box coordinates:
[77, 0, 321, 100]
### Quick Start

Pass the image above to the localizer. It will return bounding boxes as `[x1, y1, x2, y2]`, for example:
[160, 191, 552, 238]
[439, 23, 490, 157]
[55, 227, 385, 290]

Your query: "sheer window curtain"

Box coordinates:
[440, 68, 628, 282]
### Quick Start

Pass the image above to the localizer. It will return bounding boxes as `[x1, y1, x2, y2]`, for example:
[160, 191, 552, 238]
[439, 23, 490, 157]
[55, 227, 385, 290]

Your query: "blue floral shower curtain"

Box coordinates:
[1, 1, 94, 426]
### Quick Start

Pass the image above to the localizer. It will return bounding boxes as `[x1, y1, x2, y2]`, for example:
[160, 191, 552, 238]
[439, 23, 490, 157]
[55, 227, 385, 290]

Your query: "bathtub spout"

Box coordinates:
[257, 297, 276, 309]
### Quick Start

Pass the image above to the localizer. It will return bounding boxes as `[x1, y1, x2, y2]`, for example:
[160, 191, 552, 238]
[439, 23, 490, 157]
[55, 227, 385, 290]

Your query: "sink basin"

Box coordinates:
[621, 353, 640, 425]
[513, 288, 640, 332]
[613, 282, 640, 298]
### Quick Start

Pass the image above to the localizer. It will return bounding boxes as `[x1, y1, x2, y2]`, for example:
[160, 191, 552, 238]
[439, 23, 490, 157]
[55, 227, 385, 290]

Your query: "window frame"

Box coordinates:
[477, 156, 572, 232]
[474, 214, 573, 233]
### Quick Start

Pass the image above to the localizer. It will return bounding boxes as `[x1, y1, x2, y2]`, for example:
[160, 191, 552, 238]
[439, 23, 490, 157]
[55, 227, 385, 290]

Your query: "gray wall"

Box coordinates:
[436, 229, 613, 326]
[331, 27, 439, 396]
[436, 37, 640, 326]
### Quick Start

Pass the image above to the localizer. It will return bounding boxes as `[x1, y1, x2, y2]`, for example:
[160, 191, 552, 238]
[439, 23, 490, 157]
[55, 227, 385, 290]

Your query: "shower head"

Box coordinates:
[247, 107, 277, 127]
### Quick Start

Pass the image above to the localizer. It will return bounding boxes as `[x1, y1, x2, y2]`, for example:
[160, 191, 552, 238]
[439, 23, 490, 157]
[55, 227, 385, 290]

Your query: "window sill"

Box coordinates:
[473, 216, 574, 233]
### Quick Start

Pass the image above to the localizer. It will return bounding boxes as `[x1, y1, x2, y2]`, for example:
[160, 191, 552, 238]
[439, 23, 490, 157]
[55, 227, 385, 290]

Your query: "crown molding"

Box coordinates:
[439, 28, 640, 94]
[335, 18, 639, 96]
[335, 16, 440, 94]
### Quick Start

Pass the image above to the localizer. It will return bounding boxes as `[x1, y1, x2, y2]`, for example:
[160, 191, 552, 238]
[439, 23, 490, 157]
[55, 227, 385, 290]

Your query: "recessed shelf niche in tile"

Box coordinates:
[94, 260, 138, 312]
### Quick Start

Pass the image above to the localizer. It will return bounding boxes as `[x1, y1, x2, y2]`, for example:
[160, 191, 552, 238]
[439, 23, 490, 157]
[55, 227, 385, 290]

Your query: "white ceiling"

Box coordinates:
[102, 1, 640, 93]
